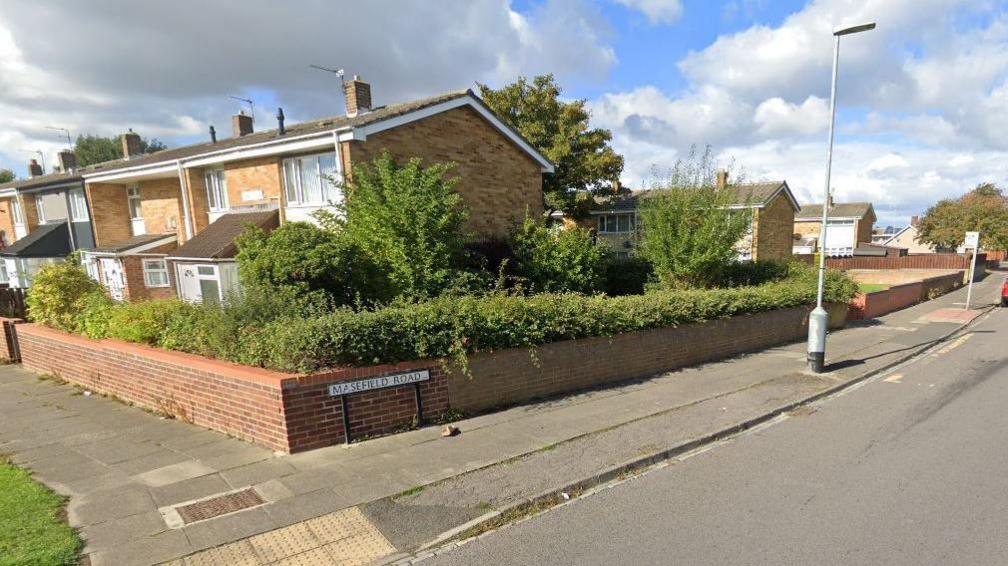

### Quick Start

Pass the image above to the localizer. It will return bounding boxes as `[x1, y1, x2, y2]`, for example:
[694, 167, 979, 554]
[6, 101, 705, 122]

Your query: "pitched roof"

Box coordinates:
[90, 233, 177, 254]
[0, 171, 84, 193]
[169, 210, 278, 260]
[796, 202, 874, 220]
[0, 223, 72, 258]
[593, 181, 797, 213]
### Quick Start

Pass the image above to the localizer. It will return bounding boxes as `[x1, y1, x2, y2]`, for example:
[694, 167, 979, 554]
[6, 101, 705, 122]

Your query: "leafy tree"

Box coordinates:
[636, 147, 752, 288]
[0, 168, 14, 184]
[338, 152, 470, 300]
[918, 183, 1008, 251]
[510, 217, 609, 294]
[73, 134, 167, 167]
[477, 74, 624, 217]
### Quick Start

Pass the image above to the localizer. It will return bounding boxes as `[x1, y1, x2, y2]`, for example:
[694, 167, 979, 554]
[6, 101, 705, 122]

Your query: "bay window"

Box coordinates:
[282, 152, 341, 206]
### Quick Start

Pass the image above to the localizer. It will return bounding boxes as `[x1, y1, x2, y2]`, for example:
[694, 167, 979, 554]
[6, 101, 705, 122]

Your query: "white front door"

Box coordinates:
[176, 263, 221, 304]
[100, 258, 125, 300]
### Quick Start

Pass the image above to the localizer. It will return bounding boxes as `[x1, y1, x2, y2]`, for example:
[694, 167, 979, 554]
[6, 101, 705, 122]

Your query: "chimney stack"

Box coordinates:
[276, 107, 286, 135]
[232, 111, 253, 137]
[121, 129, 143, 159]
[343, 75, 372, 117]
[28, 159, 43, 178]
[911, 215, 920, 227]
[209, 125, 217, 143]
[58, 150, 77, 173]
[827, 191, 834, 209]
[716, 170, 728, 190]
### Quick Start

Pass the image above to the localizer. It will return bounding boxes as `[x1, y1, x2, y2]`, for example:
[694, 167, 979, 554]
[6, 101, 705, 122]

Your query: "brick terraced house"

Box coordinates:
[590, 174, 800, 262]
[0, 152, 96, 287]
[80, 78, 555, 302]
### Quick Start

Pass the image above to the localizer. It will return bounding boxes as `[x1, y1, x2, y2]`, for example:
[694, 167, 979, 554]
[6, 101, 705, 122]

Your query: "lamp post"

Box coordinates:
[807, 21, 876, 374]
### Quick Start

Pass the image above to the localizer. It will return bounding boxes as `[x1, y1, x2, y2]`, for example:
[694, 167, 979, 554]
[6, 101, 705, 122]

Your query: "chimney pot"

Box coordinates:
[232, 111, 253, 137]
[58, 150, 76, 173]
[276, 107, 286, 135]
[28, 159, 43, 178]
[911, 215, 920, 227]
[209, 125, 217, 143]
[344, 76, 372, 117]
[716, 170, 728, 190]
[121, 129, 143, 159]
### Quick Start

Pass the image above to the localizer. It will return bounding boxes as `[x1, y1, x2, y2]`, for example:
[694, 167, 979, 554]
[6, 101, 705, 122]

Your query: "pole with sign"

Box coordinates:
[964, 231, 979, 311]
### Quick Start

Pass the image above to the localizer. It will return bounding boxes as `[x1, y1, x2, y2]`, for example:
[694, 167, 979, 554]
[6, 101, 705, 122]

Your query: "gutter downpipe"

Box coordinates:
[176, 161, 194, 241]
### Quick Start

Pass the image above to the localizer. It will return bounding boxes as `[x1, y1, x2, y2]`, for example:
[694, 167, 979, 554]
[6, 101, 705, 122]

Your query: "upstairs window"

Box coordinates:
[204, 170, 228, 212]
[127, 186, 142, 219]
[35, 195, 46, 224]
[598, 213, 635, 234]
[282, 152, 341, 206]
[10, 199, 23, 225]
[69, 188, 89, 221]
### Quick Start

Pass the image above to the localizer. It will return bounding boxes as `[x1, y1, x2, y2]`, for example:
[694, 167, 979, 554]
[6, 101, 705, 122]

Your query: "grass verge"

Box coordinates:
[0, 459, 81, 565]
[858, 283, 890, 294]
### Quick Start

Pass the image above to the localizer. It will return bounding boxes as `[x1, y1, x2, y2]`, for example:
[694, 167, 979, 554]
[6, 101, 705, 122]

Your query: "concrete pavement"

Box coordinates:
[0, 272, 1001, 564]
[424, 302, 1008, 565]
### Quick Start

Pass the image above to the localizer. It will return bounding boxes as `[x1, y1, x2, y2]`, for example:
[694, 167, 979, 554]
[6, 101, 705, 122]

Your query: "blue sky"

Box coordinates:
[2, 0, 1007, 228]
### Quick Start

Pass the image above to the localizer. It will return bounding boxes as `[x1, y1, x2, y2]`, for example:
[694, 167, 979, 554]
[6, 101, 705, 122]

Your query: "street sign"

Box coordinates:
[328, 369, 430, 396]
[964, 232, 980, 311]
[965, 231, 980, 249]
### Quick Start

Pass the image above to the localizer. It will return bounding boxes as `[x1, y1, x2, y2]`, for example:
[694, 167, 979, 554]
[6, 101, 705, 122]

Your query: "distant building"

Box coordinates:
[793, 198, 876, 257]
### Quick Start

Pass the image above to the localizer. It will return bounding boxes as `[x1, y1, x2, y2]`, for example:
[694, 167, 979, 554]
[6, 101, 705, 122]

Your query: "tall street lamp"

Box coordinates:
[807, 21, 876, 374]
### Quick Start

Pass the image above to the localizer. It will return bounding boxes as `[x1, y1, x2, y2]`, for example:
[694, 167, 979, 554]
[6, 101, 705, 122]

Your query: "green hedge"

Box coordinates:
[31, 262, 856, 374]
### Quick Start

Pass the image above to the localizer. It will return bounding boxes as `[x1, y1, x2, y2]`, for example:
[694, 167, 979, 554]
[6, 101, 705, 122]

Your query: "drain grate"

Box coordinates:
[175, 487, 265, 525]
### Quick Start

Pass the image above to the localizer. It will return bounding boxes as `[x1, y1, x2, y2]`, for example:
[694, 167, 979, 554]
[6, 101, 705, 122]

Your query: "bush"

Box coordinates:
[510, 217, 608, 294]
[601, 256, 653, 296]
[25, 262, 105, 332]
[236, 222, 385, 307]
[340, 152, 471, 300]
[105, 300, 194, 345]
[77, 293, 116, 339]
[715, 260, 791, 288]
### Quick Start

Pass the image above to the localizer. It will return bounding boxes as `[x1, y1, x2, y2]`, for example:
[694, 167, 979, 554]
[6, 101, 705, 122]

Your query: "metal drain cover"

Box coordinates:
[162, 487, 265, 528]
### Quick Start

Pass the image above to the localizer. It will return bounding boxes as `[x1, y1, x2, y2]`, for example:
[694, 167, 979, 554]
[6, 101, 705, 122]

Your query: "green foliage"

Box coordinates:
[636, 147, 753, 288]
[478, 74, 624, 216]
[73, 133, 166, 167]
[715, 260, 791, 287]
[0, 459, 81, 565]
[105, 300, 194, 345]
[77, 293, 116, 339]
[25, 262, 105, 332]
[340, 152, 470, 300]
[510, 217, 608, 294]
[0, 168, 14, 184]
[236, 221, 384, 306]
[918, 183, 1008, 251]
[601, 256, 653, 296]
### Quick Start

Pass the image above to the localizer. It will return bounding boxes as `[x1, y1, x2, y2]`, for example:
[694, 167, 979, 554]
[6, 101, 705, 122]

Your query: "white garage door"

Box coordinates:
[824, 221, 856, 256]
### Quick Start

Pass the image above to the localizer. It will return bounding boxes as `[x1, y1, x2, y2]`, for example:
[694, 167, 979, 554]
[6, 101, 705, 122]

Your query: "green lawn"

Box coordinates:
[858, 283, 891, 294]
[0, 460, 80, 565]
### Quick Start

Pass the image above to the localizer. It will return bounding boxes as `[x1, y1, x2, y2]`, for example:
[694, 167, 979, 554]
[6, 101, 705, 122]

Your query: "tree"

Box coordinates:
[510, 217, 609, 294]
[636, 147, 752, 288]
[0, 168, 14, 184]
[477, 74, 624, 217]
[338, 152, 470, 300]
[73, 134, 167, 167]
[918, 183, 1008, 251]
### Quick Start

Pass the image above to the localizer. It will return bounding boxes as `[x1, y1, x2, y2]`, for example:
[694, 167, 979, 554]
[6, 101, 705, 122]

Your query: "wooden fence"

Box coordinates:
[823, 253, 982, 271]
[0, 288, 27, 319]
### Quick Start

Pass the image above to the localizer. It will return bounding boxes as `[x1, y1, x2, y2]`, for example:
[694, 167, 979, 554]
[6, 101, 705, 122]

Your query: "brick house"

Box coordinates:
[80, 78, 554, 302]
[590, 175, 800, 261]
[793, 199, 876, 257]
[0, 153, 96, 287]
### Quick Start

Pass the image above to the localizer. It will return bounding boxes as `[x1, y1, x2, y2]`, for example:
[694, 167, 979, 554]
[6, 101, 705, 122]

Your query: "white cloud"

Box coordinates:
[0, 0, 617, 175]
[613, 0, 683, 24]
[753, 96, 829, 138]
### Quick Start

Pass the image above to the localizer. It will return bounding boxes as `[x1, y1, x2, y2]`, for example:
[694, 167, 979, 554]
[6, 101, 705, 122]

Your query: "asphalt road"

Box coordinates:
[429, 307, 1008, 566]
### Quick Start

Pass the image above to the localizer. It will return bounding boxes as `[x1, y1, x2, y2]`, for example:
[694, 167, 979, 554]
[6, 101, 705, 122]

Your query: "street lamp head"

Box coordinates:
[834, 22, 876, 36]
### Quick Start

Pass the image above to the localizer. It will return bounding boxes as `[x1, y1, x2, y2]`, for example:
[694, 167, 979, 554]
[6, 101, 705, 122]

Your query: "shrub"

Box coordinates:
[105, 300, 193, 345]
[715, 260, 791, 288]
[510, 217, 609, 294]
[25, 262, 105, 332]
[601, 256, 653, 296]
[235, 222, 385, 307]
[76, 293, 116, 339]
[340, 152, 471, 300]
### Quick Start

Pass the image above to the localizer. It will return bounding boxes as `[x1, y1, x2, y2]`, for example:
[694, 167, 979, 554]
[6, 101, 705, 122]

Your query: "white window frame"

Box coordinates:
[282, 151, 340, 207]
[142, 258, 170, 288]
[69, 188, 89, 222]
[204, 170, 229, 212]
[35, 194, 46, 224]
[598, 213, 635, 234]
[10, 198, 24, 226]
[127, 186, 143, 220]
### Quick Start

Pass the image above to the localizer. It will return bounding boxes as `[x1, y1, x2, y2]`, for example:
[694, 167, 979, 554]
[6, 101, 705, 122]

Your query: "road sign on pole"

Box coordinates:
[964, 231, 980, 311]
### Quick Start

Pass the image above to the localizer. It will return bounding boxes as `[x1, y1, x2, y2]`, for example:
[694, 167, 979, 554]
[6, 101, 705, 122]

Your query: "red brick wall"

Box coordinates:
[847, 272, 964, 320]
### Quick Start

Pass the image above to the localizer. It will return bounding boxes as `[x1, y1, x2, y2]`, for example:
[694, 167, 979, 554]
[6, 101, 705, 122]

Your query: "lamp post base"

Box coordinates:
[807, 306, 829, 374]
[807, 351, 825, 373]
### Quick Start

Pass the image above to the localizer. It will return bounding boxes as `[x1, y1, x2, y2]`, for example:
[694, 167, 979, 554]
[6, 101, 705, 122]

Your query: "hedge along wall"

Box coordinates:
[14, 303, 845, 453]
